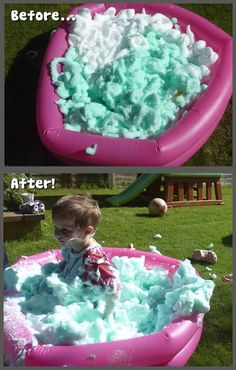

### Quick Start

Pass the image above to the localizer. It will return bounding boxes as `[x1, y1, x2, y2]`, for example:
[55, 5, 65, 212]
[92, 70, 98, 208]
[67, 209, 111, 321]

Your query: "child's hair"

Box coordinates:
[52, 194, 102, 230]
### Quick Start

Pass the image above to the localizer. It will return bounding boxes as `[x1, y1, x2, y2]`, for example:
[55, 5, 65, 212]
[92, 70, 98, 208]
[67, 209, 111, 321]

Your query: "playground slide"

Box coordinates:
[106, 173, 223, 207]
[106, 174, 161, 207]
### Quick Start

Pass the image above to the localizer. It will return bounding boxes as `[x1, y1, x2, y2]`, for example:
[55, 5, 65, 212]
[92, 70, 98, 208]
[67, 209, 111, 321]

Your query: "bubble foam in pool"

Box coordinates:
[4, 248, 213, 366]
[50, 8, 217, 140]
[37, 3, 232, 166]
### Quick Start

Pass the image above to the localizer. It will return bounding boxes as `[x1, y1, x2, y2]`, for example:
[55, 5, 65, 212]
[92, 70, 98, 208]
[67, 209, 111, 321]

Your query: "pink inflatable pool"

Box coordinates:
[4, 247, 203, 366]
[37, 3, 232, 166]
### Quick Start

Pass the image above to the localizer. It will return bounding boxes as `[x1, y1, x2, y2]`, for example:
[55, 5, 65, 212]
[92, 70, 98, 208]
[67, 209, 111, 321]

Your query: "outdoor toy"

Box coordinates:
[34, 200, 45, 213]
[21, 193, 34, 203]
[149, 198, 168, 217]
[191, 249, 217, 264]
[106, 173, 224, 207]
[19, 201, 39, 214]
[18, 200, 45, 214]
[37, 3, 232, 166]
[223, 274, 233, 282]
[4, 247, 205, 366]
[107, 173, 161, 206]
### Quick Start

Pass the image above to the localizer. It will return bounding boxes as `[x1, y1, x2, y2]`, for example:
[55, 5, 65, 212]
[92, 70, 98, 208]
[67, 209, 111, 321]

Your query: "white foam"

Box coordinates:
[68, 7, 218, 71]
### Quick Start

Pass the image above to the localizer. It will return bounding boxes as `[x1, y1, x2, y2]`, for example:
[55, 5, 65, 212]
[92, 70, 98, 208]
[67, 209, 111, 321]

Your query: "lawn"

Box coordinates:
[4, 185, 233, 366]
[5, 3, 232, 166]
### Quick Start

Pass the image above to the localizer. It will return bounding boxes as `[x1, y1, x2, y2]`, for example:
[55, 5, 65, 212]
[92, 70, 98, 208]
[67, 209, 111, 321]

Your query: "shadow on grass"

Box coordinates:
[221, 234, 232, 247]
[189, 259, 218, 266]
[104, 194, 150, 208]
[5, 31, 61, 166]
[135, 213, 160, 218]
[92, 193, 153, 209]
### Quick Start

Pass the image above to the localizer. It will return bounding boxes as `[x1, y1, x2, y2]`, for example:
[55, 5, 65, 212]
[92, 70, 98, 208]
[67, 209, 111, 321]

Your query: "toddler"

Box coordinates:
[43, 194, 120, 316]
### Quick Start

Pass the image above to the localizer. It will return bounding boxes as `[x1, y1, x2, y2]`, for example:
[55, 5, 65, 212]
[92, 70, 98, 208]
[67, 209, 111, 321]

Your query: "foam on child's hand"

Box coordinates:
[5, 255, 215, 346]
[50, 7, 218, 140]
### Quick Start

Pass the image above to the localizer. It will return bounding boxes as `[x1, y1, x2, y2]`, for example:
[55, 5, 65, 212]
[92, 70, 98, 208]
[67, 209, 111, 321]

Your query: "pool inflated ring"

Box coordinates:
[4, 247, 204, 366]
[37, 3, 232, 166]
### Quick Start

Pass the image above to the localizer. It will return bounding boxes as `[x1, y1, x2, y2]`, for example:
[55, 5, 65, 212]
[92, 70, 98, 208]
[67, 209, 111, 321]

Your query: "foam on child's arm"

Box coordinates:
[103, 293, 118, 317]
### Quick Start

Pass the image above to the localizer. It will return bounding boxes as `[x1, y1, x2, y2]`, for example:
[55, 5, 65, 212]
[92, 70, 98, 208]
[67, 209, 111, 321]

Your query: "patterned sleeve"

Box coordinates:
[83, 246, 120, 295]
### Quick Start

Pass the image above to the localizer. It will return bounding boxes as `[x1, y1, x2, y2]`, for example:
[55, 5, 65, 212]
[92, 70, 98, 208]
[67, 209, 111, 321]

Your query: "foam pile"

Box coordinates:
[50, 7, 218, 139]
[4, 255, 214, 345]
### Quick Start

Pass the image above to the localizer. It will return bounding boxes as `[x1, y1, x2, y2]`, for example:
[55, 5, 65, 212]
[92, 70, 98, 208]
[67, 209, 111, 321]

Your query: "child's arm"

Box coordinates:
[102, 270, 121, 317]
[39, 259, 67, 293]
[41, 245, 69, 276]
[103, 293, 118, 317]
[84, 246, 121, 317]
[41, 260, 66, 276]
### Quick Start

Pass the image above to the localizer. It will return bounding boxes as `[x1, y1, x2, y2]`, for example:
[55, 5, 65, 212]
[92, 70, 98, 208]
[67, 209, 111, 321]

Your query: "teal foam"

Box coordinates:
[51, 28, 209, 140]
[5, 256, 215, 345]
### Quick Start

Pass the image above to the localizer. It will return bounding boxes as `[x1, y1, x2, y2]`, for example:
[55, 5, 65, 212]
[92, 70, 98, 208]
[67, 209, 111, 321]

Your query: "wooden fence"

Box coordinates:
[29, 174, 137, 189]
[28, 173, 231, 189]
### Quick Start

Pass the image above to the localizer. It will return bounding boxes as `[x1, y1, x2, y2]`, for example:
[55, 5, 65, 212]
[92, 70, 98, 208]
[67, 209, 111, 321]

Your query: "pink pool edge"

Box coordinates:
[37, 3, 232, 166]
[4, 247, 204, 367]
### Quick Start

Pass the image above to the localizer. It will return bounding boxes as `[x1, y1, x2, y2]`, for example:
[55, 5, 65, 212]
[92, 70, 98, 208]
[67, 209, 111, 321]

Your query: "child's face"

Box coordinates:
[53, 218, 84, 247]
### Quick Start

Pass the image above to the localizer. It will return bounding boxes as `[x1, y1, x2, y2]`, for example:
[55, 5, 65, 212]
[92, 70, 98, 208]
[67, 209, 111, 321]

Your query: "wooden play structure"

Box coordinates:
[106, 173, 224, 207]
[146, 174, 224, 207]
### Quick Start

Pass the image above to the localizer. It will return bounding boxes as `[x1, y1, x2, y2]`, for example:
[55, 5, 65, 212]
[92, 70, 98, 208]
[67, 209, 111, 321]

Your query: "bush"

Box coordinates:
[4, 174, 28, 211]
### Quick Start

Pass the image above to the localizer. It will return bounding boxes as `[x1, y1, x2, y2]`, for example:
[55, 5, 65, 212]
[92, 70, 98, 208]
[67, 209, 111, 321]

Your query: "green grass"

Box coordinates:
[5, 185, 232, 366]
[5, 3, 232, 165]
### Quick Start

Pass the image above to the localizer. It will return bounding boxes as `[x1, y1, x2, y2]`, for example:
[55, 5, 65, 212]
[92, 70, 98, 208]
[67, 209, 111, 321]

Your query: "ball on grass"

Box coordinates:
[148, 198, 168, 217]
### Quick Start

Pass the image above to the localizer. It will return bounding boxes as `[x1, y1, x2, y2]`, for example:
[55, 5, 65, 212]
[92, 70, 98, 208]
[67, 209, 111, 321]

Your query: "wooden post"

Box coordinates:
[146, 178, 162, 199]
[188, 182, 194, 201]
[214, 181, 223, 200]
[165, 181, 174, 202]
[177, 182, 184, 201]
[197, 181, 203, 200]
[143, 175, 224, 207]
[206, 182, 212, 200]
